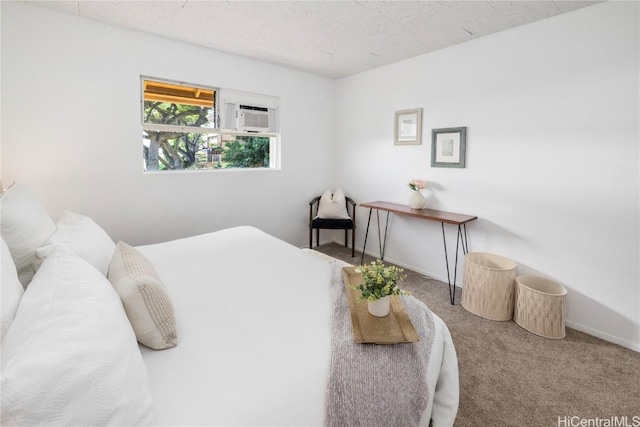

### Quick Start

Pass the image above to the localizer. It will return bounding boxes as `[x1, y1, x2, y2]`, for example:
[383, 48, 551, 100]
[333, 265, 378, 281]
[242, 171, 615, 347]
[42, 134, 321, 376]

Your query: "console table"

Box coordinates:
[360, 201, 478, 305]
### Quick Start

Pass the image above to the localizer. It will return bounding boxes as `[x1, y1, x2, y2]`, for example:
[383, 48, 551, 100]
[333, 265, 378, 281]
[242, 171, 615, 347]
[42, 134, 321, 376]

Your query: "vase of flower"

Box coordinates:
[353, 260, 410, 318]
[408, 179, 427, 209]
[408, 190, 426, 209]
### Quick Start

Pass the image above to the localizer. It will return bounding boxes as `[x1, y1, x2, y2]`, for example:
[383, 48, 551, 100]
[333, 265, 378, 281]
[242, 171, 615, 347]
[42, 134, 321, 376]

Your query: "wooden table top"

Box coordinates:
[360, 201, 477, 225]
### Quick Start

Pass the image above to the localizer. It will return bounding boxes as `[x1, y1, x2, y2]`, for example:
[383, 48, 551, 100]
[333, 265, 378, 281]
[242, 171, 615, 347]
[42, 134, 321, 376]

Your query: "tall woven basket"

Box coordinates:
[462, 253, 517, 321]
[514, 276, 567, 339]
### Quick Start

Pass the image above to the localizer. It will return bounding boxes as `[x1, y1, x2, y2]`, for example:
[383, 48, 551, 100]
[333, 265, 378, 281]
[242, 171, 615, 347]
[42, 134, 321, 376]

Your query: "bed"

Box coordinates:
[0, 183, 459, 426]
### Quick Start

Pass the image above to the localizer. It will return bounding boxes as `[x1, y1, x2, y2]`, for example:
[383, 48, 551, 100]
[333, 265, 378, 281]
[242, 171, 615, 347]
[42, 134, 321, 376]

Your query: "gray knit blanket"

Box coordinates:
[325, 259, 436, 427]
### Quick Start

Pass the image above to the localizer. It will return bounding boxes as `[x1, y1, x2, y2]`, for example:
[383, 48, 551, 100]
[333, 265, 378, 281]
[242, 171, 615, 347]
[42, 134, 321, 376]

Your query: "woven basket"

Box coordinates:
[461, 253, 517, 321]
[514, 276, 567, 339]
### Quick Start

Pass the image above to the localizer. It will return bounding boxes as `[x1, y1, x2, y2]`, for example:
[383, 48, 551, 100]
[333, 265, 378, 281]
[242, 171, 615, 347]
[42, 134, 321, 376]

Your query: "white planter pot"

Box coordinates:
[368, 295, 391, 317]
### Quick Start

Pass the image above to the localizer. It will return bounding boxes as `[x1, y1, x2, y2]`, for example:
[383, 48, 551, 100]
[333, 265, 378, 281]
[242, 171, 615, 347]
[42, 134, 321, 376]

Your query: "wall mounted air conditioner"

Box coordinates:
[237, 105, 270, 132]
[219, 89, 279, 133]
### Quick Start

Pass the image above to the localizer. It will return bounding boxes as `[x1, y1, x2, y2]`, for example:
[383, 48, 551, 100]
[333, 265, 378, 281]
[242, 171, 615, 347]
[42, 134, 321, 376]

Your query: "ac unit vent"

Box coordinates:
[238, 105, 270, 132]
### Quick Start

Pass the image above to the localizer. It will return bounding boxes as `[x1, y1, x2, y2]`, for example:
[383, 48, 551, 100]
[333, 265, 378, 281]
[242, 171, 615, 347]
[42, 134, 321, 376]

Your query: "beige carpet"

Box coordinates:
[314, 243, 640, 427]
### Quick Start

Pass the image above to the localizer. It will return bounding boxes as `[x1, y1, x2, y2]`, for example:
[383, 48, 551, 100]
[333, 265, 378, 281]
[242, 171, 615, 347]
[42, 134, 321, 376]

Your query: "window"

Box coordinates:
[141, 78, 279, 171]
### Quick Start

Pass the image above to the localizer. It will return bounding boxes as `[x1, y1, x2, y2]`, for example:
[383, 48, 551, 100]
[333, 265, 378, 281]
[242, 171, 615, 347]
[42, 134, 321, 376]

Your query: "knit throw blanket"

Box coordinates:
[325, 259, 436, 427]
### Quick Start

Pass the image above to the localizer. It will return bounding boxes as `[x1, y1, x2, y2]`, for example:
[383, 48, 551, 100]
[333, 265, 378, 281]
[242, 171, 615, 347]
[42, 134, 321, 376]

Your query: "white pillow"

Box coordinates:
[0, 183, 56, 286]
[1, 238, 24, 342]
[1, 247, 153, 426]
[317, 188, 351, 219]
[35, 211, 115, 276]
[108, 241, 178, 350]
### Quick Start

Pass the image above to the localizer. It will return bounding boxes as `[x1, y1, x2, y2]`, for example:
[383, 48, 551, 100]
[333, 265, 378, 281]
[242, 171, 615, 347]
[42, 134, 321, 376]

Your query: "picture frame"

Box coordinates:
[431, 127, 467, 168]
[394, 108, 422, 145]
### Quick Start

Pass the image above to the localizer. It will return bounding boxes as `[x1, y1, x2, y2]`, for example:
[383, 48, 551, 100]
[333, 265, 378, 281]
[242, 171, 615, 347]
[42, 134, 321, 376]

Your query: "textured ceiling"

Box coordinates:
[25, 0, 602, 78]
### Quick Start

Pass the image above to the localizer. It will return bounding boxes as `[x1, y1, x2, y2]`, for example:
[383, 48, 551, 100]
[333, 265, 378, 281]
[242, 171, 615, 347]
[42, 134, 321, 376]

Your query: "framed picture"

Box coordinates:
[394, 108, 422, 145]
[431, 127, 467, 168]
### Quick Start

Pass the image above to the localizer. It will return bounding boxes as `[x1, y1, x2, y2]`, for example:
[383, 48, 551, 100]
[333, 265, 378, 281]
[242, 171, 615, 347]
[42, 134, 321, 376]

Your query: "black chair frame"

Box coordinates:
[309, 195, 356, 257]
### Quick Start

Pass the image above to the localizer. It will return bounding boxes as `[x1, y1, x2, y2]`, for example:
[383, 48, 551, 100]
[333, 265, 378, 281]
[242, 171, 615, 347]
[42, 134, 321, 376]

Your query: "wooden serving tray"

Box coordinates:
[342, 266, 419, 344]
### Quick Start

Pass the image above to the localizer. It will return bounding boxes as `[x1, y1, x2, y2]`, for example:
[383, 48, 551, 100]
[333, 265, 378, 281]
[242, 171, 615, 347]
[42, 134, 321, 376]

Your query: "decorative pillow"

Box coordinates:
[1, 248, 153, 426]
[108, 241, 177, 350]
[0, 183, 56, 286]
[317, 188, 350, 219]
[35, 211, 115, 276]
[1, 238, 24, 342]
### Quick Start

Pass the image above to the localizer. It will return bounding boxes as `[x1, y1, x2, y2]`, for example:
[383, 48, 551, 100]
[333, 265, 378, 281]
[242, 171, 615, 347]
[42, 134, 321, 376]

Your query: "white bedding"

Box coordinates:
[137, 226, 458, 426]
[1, 184, 456, 425]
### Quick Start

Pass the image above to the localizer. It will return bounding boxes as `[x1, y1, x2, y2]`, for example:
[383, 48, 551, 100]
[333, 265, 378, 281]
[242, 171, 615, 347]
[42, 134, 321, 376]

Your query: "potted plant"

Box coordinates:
[353, 260, 410, 317]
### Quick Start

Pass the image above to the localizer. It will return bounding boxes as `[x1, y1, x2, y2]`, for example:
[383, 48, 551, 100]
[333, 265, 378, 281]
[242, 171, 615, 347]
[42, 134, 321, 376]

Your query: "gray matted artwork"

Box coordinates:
[431, 127, 467, 168]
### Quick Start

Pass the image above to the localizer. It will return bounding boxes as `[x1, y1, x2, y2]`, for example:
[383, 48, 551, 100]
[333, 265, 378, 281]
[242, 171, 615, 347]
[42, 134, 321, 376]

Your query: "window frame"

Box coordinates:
[140, 76, 280, 172]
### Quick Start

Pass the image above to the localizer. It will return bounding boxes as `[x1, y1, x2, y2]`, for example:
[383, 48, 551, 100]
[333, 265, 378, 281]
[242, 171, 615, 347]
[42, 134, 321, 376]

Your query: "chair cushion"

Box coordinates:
[312, 218, 354, 230]
[317, 189, 350, 219]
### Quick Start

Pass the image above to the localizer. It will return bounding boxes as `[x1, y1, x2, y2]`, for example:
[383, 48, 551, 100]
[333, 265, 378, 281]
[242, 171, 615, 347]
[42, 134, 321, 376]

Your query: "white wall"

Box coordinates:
[1, 2, 335, 247]
[334, 2, 639, 351]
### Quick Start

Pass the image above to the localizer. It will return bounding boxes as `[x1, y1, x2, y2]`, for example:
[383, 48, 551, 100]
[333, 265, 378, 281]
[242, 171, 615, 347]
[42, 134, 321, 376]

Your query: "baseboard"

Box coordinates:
[564, 321, 640, 352]
[301, 238, 335, 250]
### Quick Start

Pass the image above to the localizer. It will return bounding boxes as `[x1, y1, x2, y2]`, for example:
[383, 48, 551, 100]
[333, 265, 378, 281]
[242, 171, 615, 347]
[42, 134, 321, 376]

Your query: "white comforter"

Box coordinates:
[137, 226, 458, 426]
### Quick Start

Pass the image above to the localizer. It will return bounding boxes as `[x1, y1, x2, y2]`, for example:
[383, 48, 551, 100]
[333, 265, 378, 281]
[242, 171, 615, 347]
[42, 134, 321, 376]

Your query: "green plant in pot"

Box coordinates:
[353, 259, 410, 317]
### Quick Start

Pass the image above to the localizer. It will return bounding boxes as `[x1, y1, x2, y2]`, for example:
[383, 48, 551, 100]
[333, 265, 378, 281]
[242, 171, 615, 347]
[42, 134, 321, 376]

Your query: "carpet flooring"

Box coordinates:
[314, 243, 640, 427]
